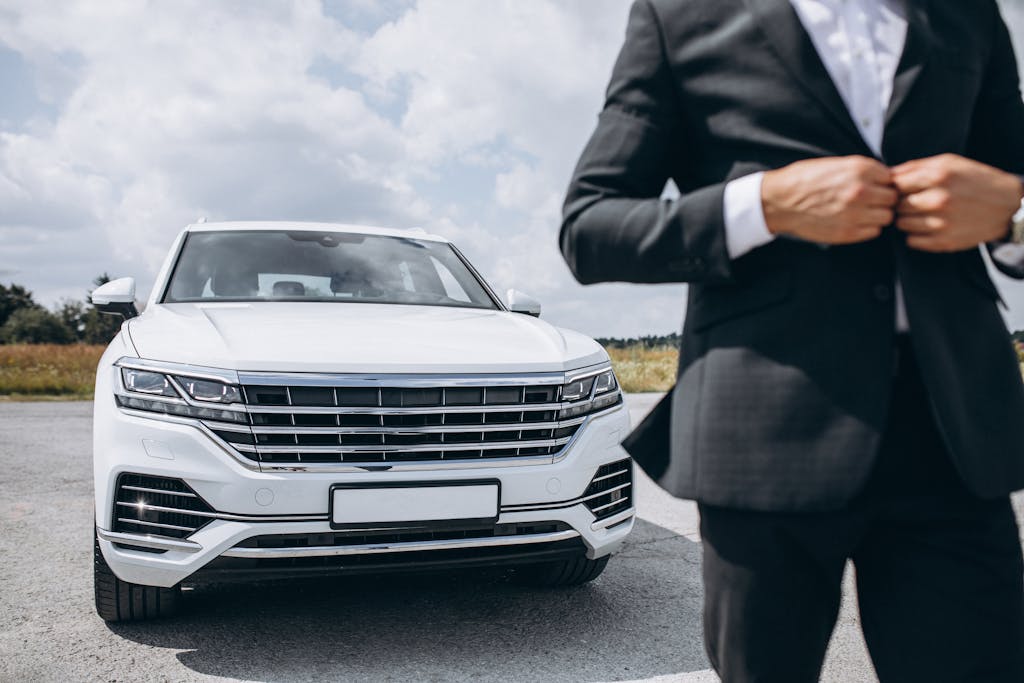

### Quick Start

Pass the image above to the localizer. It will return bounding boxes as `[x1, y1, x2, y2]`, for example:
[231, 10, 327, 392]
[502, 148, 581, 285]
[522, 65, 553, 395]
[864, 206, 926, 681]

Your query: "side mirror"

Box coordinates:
[91, 277, 139, 319]
[506, 289, 541, 317]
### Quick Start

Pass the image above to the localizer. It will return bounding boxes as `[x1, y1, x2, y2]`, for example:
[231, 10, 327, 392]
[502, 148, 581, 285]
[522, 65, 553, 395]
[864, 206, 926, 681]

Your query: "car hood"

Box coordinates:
[125, 302, 607, 374]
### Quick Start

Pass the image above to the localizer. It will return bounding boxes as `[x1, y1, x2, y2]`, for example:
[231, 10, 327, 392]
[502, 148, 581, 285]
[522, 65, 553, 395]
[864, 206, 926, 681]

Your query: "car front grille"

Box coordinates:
[111, 473, 215, 541]
[205, 380, 615, 466]
[583, 459, 633, 521]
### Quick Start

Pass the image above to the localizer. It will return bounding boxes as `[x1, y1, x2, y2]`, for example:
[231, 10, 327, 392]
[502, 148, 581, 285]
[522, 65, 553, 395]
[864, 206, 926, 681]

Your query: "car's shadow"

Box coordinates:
[107, 518, 710, 682]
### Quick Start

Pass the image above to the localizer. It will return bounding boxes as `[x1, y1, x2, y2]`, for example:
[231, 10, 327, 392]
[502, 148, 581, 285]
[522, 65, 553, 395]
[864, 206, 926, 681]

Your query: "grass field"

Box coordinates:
[0, 344, 105, 399]
[607, 345, 678, 393]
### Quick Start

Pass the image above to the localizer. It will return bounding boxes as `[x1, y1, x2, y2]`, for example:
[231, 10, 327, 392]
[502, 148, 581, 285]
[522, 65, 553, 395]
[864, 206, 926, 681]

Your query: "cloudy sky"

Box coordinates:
[2, 0, 1024, 339]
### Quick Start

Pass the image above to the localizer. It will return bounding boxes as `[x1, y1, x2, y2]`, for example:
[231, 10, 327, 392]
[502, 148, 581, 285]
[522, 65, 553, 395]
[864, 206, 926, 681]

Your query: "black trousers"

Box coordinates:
[699, 338, 1024, 682]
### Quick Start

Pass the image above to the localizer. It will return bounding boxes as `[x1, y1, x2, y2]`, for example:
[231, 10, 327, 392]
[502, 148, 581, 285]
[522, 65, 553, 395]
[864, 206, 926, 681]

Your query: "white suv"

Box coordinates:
[91, 221, 633, 621]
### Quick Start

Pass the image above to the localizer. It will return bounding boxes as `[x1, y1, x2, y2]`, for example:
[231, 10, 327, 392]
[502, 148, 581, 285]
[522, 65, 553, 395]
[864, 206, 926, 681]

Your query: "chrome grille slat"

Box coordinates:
[115, 501, 222, 519]
[112, 473, 216, 542]
[231, 436, 572, 455]
[246, 418, 583, 435]
[579, 481, 630, 503]
[117, 517, 198, 533]
[222, 528, 581, 558]
[239, 402, 569, 415]
[215, 377, 616, 466]
[583, 459, 633, 522]
[121, 485, 197, 498]
[590, 495, 631, 514]
[590, 468, 631, 485]
[202, 421, 253, 433]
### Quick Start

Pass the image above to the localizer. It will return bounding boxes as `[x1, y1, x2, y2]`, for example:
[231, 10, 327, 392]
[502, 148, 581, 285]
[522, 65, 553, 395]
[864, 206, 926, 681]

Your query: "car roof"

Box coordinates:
[185, 221, 448, 243]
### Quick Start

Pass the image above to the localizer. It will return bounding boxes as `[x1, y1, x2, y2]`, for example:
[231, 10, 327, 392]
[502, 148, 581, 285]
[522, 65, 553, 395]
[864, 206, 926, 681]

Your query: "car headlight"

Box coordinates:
[121, 368, 177, 397]
[561, 375, 596, 402]
[559, 368, 621, 419]
[593, 369, 617, 394]
[116, 366, 247, 424]
[177, 377, 242, 404]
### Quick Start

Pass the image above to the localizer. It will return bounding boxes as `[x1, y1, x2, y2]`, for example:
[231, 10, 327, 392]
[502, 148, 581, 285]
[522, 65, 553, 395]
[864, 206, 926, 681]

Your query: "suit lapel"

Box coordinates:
[741, 0, 869, 154]
[884, 0, 932, 128]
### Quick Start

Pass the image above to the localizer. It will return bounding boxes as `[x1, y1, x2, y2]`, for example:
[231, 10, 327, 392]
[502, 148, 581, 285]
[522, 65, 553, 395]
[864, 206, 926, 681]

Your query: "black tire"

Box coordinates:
[514, 555, 610, 587]
[94, 530, 181, 622]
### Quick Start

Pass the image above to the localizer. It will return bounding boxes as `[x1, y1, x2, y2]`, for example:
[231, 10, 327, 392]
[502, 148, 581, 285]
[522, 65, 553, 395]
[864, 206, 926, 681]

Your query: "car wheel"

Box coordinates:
[94, 530, 181, 621]
[514, 555, 610, 587]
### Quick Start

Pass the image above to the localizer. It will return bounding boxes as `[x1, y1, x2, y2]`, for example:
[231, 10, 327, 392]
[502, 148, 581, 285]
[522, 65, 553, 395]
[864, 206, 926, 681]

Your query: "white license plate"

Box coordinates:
[330, 482, 499, 526]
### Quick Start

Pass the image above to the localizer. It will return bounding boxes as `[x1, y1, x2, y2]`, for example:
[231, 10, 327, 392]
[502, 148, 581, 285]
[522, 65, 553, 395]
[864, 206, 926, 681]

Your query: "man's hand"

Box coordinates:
[761, 155, 898, 244]
[892, 154, 1024, 253]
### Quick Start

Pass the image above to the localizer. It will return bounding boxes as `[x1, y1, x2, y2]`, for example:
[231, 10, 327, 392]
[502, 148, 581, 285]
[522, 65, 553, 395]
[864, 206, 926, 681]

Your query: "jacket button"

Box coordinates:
[873, 284, 892, 302]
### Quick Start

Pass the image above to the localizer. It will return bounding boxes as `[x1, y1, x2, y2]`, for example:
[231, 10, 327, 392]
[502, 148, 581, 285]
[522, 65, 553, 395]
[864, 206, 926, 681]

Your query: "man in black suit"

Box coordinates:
[561, 1, 1024, 680]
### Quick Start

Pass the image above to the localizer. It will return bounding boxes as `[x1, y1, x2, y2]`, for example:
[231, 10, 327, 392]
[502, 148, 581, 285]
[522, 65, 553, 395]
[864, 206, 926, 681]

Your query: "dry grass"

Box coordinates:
[606, 345, 678, 393]
[0, 344, 105, 399]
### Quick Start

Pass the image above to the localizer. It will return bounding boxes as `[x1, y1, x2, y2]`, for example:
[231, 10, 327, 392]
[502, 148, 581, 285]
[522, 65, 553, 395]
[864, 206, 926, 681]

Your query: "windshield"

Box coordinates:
[162, 230, 499, 309]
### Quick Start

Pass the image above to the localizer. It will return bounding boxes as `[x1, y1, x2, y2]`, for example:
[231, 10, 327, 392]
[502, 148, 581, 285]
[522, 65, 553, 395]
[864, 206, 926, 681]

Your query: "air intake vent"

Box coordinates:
[112, 474, 215, 540]
[233, 521, 574, 550]
[583, 459, 633, 521]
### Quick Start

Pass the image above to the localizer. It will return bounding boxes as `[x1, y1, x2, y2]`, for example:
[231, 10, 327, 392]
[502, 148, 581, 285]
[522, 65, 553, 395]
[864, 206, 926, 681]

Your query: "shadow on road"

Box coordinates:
[107, 518, 709, 682]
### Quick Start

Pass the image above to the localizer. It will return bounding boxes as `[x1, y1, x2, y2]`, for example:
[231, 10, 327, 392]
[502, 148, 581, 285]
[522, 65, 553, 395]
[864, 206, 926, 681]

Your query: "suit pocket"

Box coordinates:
[688, 271, 793, 332]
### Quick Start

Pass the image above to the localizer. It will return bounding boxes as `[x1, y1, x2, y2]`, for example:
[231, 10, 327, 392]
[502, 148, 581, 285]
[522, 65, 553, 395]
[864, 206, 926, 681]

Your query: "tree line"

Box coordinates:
[596, 333, 682, 349]
[0, 276, 123, 345]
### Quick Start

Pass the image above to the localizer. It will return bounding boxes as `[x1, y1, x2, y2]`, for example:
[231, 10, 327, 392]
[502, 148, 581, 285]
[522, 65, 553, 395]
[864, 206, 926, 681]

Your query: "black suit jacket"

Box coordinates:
[561, 0, 1024, 511]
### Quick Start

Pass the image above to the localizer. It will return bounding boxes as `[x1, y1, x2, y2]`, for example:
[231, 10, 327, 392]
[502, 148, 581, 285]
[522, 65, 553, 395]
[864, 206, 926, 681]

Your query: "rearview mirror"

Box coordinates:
[91, 277, 139, 319]
[506, 289, 541, 317]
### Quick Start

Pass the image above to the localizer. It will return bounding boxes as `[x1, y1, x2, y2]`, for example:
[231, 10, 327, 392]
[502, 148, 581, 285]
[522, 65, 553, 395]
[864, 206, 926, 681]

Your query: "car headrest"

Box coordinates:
[272, 281, 305, 297]
[210, 265, 258, 297]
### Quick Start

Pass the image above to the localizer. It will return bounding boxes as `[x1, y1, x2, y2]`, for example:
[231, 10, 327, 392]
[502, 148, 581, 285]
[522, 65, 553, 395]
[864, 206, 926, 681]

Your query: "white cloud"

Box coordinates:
[0, 0, 653, 337]
[0, 0, 426, 302]
[2, 0, 1023, 340]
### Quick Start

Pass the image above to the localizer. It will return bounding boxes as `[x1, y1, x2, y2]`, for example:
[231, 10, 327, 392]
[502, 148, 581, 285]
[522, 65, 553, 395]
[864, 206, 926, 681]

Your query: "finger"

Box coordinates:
[890, 153, 954, 177]
[837, 225, 883, 244]
[905, 234, 940, 251]
[896, 189, 948, 215]
[858, 207, 894, 227]
[861, 185, 900, 208]
[905, 234, 961, 252]
[853, 157, 894, 185]
[896, 215, 944, 234]
[891, 166, 937, 194]
[890, 157, 927, 176]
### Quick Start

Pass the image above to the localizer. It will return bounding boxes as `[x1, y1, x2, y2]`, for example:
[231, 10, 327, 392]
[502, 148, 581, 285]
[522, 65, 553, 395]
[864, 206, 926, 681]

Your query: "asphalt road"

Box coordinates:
[1, 398, 1021, 683]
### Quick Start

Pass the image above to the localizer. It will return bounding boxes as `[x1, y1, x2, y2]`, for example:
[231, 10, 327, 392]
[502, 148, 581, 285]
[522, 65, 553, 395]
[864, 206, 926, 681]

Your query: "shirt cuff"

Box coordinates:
[723, 172, 775, 260]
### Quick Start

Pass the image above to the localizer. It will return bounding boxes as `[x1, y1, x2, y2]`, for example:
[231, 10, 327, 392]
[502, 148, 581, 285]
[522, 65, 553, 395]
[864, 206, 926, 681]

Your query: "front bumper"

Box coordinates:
[94, 385, 635, 588]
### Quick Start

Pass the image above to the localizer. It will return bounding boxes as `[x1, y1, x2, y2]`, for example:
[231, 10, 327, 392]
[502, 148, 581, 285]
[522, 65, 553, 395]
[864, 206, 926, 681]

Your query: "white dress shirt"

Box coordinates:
[724, 0, 910, 330]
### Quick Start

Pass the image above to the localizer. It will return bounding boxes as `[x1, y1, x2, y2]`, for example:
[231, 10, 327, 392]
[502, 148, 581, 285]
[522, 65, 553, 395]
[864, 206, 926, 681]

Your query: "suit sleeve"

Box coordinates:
[968, 5, 1024, 279]
[559, 0, 732, 285]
